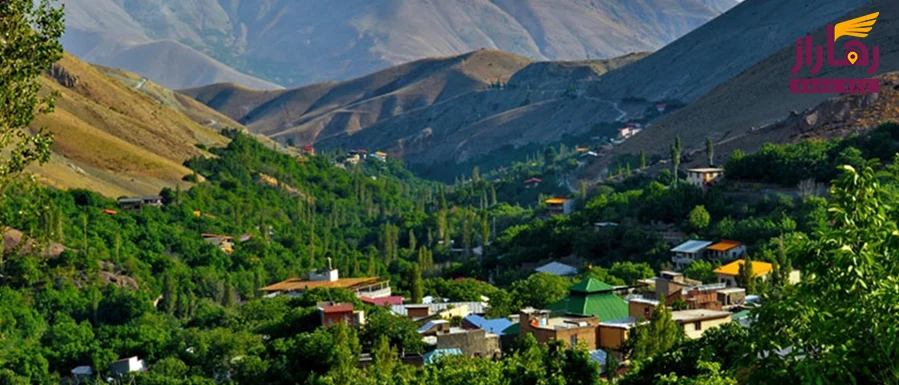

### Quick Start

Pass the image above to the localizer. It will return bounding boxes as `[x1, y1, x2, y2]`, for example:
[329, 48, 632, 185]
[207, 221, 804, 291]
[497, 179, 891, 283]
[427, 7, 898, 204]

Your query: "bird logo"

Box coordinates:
[833, 12, 879, 42]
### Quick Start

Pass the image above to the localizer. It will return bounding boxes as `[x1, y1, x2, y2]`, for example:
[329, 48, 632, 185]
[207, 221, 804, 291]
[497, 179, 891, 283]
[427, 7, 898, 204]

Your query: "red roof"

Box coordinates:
[321, 303, 354, 313]
[524, 178, 542, 184]
[303, 144, 314, 151]
[360, 296, 404, 306]
[357, 149, 368, 154]
[102, 209, 118, 215]
[656, 103, 667, 108]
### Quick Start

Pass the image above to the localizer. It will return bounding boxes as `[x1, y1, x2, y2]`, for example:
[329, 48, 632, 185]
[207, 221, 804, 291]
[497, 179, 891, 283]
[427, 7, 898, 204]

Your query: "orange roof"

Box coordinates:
[707, 240, 742, 252]
[545, 197, 570, 205]
[714, 259, 773, 277]
[259, 277, 386, 292]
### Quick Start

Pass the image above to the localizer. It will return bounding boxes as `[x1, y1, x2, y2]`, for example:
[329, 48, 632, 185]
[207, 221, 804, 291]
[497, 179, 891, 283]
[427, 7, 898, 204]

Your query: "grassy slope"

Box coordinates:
[28, 53, 231, 197]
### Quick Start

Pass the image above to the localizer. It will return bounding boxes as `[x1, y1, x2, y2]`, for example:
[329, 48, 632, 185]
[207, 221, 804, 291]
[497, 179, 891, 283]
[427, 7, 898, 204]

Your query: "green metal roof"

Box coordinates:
[569, 278, 615, 294]
[545, 291, 628, 322]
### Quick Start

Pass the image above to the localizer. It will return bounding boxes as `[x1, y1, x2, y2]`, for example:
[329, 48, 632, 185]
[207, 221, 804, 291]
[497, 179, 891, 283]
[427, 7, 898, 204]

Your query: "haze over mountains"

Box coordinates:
[60, 0, 737, 89]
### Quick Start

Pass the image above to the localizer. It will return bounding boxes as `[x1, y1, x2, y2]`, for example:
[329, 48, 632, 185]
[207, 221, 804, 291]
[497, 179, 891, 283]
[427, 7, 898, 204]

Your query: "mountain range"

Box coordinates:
[59, 0, 737, 89]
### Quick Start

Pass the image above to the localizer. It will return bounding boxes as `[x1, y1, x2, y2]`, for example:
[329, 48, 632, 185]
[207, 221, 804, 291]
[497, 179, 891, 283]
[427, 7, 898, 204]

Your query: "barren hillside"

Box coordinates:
[60, 0, 735, 88]
[29, 53, 232, 197]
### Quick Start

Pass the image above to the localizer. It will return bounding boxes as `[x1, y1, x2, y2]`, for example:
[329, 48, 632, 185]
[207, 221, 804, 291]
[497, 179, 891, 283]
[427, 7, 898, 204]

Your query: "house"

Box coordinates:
[108, 356, 147, 377]
[259, 267, 391, 299]
[545, 279, 629, 322]
[435, 328, 500, 358]
[118, 196, 163, 211]
[576, 146, 591, 153]
[303, 144, 315, 155]
[524, 178, 542, 188]
[656, 103, 668, 113]
[671, 309, 733, 339]
[535, 261, 578, 277]
[717, 287, 747, 309]
[372, 151, 388, 162]
[654, 271, 703, 303]
[418, 319, 453, 335]
[686, 168, 724, 189]
[318, 302, 365, 328]
[714, 259, 774, 287]
[360, 296, 404, 307]
[202, 234, 235, 254]
[679, 283, 728, 310]
[102, 209, 118, 216]
[671, 240, 713, 269]
[593, 297, 659, 351]
[422, 349, 463, 365]
[545, 197, 575, 216]
[391, 302, 488, 321]
[344, 152, 362, 165]
[519, 309, 601, 350]
[706, 240, 746, 262]
[462, 315, 515, 335]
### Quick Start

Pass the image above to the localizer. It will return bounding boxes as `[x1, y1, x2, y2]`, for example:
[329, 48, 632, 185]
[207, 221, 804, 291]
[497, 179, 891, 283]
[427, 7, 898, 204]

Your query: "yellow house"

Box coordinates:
[714, 259, 773, 287]
[671, 309, 732, 339]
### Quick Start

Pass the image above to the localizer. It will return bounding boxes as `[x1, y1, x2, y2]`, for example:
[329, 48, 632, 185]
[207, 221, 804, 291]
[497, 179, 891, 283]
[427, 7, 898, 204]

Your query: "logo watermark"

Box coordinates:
[790, 12, 880, 94]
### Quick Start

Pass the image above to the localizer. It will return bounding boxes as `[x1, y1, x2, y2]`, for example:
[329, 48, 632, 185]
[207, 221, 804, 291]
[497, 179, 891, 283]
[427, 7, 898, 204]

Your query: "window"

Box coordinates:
[570, 335, 577, 347]
[693, 321, 701, 331]
[644, 308, 650, 318]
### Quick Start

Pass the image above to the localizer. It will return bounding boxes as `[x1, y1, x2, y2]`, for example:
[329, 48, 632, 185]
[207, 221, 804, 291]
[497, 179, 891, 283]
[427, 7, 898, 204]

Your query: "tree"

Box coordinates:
[510, 273, 570, 309]
[688, 205, 711, 231]
[640, 150, 647, 169]
[736, 255, 755, 293]
[750, 162, 899, 384]
[410, 265, 423, 304]
[0, 0, 64, 192]
[479, 210, 490, 250]
[609, 262, 654, 286]
[671, 136, 682, 185]
[472, 166, 480, 183]
[160, 272, 179, 315]
[631, 306, 681, 360]
[705, 137, 715, 166]
[683, 260, 718, 284]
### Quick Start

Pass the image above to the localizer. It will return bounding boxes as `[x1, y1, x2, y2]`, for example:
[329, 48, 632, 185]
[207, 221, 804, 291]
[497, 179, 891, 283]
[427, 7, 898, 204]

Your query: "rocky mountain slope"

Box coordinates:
[60, 0, 735, 88]
[614, 0, 898, 160]
[29, 53, 235, 197]
[589, 0, 871, 104]
[183, 50, 648, 174]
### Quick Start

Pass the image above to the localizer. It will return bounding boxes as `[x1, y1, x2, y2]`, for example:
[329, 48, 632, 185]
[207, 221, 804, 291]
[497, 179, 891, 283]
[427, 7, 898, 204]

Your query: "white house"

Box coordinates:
[686, 168, 724, 189]
[671, 240, 713, 269]
[108, 356, 147, 377]
[706, 240, 746, 262]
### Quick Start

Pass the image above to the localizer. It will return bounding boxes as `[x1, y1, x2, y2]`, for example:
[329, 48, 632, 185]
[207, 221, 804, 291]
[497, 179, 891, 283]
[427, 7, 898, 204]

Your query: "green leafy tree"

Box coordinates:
[705, 137, 715, 166]
[640, 150, 647, 169]
[751, 162, 899, 384]
[671, 136, 682, 185]
[688, 205, 711, 231]
[631, 306, 681, 360]
[510, 273, 570, 309]
[411, 265, 423, 304]
[683, 260, 718, 284]
[0, 0, 64, 192]
[609, 262, 655, 286]
[736, 255, 755, 293]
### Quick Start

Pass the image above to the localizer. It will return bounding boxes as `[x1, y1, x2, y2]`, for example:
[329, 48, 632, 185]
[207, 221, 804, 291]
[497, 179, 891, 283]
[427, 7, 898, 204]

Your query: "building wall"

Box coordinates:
[520, 321, 598, 350]
[628, 302, 655, 320]
[322, 311, 357, 328]
[680, 316, 732, 339]
[598, 326, 629, 350]
[436, 329, 499, 358]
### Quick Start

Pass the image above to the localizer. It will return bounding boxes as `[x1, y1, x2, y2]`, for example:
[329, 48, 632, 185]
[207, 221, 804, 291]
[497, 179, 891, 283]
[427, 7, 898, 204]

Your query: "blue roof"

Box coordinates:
[422, 348, 463, 365]
[463, 315, 515, 335]
[589, 350, 607, 373]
